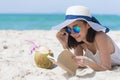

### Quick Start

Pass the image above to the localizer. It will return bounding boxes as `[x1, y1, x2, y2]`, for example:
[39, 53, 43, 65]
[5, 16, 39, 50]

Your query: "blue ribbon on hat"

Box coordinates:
[65, 15, 100, 24]
[65, 15, 109, 33]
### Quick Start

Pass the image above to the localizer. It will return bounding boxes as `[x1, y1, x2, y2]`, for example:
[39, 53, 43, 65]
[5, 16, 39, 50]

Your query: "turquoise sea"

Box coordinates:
[0, 14, 120, 30]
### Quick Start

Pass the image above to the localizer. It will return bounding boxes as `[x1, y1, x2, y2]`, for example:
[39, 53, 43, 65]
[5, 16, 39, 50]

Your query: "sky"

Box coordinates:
[0, 0, 120, 15]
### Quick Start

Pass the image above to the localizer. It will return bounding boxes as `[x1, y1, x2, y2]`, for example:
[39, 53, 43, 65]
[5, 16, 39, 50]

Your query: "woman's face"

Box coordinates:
[67, 20, 90, 42]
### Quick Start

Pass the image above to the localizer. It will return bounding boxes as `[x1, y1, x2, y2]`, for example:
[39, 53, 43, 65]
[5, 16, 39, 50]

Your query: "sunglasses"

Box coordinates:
[65, 26, 81, 34]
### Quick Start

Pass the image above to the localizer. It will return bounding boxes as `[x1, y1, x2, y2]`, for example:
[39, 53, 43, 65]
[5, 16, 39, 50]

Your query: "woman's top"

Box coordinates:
[84, 40, 120, 65]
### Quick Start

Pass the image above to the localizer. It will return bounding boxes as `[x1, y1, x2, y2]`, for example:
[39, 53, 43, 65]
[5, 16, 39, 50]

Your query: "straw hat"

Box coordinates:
[52, 5, 109, 33]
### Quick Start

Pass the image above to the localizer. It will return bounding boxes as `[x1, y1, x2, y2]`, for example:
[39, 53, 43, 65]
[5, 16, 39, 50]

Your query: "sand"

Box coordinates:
[0, 30, 120, 80]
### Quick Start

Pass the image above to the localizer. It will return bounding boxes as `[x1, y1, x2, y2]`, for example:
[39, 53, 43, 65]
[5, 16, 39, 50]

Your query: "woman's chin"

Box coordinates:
[76, 38, 82, 42]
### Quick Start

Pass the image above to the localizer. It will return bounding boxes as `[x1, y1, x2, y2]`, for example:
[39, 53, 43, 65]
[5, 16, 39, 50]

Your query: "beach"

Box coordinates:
[0, 30, 120, 80]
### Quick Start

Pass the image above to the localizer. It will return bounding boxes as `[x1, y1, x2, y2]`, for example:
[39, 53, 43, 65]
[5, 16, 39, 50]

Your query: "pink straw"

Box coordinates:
[25, 40, 39, 54]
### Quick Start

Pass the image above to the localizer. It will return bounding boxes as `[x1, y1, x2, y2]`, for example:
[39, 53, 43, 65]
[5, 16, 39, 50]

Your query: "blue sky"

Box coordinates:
[0, 0, 120, 15]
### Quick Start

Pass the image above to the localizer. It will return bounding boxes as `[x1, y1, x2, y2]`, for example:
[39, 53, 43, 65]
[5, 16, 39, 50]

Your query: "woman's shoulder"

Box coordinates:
[95, 31, 114, 53]
[95, 31, 110, 41]
[94, 31, 113, 48]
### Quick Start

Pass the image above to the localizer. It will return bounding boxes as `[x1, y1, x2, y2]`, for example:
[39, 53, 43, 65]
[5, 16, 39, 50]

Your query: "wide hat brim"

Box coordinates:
[52, 18, 109, 33]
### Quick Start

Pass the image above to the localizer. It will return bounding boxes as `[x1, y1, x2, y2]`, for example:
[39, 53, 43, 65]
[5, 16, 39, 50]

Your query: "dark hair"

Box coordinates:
[67, 21, 97, 49]
[86, 27, 97, 42]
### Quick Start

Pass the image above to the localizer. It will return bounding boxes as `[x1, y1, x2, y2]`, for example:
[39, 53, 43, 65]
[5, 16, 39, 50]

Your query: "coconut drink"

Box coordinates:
[34, 46, 54, 69]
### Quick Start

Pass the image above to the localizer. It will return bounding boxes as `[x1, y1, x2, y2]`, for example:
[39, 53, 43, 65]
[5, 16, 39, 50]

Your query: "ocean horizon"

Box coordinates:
[0, 13, 120, 30]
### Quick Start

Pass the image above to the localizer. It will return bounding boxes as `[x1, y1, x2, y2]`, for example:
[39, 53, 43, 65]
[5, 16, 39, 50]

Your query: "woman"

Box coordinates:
[52, 6, 120, 71]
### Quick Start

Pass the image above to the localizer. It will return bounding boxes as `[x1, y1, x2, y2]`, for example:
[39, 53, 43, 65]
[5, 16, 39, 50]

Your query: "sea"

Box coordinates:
[0, 14, 120, 30]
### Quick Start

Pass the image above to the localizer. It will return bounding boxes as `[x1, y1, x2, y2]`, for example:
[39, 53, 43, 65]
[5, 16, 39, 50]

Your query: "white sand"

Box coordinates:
[0, 30, 120, 80]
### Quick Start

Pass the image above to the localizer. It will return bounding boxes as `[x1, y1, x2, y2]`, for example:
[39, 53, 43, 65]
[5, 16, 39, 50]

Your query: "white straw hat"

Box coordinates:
[52, 5, 109, 33]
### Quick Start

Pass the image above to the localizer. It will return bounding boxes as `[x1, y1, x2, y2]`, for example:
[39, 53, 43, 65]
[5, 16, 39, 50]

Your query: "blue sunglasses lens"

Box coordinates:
[66, 28, 71, 34]
[73, 26, 80, 33]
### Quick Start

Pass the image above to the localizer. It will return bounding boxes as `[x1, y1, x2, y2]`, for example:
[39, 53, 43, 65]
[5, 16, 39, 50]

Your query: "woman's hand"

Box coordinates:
[56, 29, 69, 49]
[73, 56, 86, 67]
[73, 56, 94, 67]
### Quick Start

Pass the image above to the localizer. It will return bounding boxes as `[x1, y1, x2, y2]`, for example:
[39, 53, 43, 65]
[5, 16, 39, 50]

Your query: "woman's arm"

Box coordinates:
[74, 45, 87, 67]
[74, 45, 84, 56]
[74, 56, 110, 71]
[85, 32, 114, 70]
[56, 29, 69, 49]
[74, 32, 114, 71]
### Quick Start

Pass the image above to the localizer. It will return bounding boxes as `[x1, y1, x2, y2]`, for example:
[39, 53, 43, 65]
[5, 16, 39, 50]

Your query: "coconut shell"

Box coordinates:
[34, 51, 54, 69]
